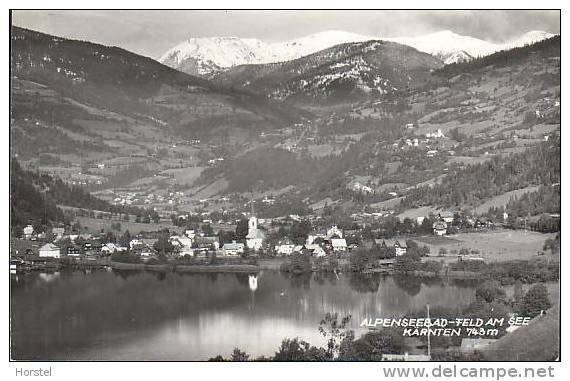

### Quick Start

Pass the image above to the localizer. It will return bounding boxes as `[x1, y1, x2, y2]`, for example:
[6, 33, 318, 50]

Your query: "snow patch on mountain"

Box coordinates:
[439, 50, 473, 65]
[160, 30, 556, 76]
[387, 30, 556, 62]
[159, 30, 374, 76]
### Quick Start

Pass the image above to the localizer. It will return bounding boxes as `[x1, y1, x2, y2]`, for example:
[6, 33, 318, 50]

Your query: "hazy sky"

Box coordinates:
[12, 10, 560, 59]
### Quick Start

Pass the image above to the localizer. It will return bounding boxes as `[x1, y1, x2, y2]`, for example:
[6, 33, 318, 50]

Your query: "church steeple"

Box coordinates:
[249, 215, 257, 231]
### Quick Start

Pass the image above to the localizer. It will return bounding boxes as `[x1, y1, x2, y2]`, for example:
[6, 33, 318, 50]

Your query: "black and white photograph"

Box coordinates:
[8, 8, 561, 366]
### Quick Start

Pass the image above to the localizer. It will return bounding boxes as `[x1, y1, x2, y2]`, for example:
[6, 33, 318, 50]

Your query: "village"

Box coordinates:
[10, 199, 557, 276]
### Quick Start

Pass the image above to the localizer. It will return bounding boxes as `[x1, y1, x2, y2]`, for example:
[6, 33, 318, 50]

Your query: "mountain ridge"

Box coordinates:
[213, 39, 442, 105]
[160, 29, 556, 77]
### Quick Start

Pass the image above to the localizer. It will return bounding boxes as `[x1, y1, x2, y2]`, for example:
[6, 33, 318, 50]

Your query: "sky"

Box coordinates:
[12, 10, 560, 59]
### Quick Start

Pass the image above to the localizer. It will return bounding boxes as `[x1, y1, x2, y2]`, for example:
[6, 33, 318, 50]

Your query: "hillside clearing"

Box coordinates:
[472, 185, 540, 214]
[417, 230, 556, 262]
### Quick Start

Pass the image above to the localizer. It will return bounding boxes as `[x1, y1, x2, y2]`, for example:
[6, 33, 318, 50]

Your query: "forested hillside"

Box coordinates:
[10, 159, 140, 232]
[434, 36, 561, 77]
[400, 134, 560, 211]
[11, 160, 66, 231]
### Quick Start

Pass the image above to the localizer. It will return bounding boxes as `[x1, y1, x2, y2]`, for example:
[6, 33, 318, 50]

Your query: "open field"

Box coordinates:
[397, 206, 439, 220]
[187, 178, 229, 201]
[370, 196, 403, 210]
[472, 185, 540, 214]
[446, 155, 492, 166]
[306, 144, 337, 158]
[160, 166, 205, 186]
[416, 229, 556, 262]
[76, 216, 179, 235]
[411, 174, 447, 189]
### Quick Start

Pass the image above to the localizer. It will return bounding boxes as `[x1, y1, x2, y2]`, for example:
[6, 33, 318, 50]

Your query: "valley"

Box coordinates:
[10, 26, 560, 231]
[9, 11, 561, 363]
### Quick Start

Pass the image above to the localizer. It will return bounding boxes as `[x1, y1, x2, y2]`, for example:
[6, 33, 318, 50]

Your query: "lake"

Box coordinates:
[10, 270, 478, 360]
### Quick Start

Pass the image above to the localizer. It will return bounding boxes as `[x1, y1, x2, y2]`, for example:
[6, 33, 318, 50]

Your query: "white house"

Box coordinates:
[275, 237, 295, 255]
[331, 238, 347, 252]
[23, 224, 34, 239]
[101, 243, 127, 254]
[223, 241, 245, 257]
[129, 239, 144, 250]
[352, 182, 374, 194]
[39, 243, 60, 258]
[439, 211, 454, 224]
[395, 242, 407, 256]
[376, 239, 407, 256]
[101, 243, 117, 254]
[433, 221, 448, 236]
[426, 150, 438, 158]
[327, 225, 343, 239]
[426, 129, 445, 138]
[305, 244, 327, 257]
[246, 216, 266, 251]
[170, 235, 194, 256]
[52, 227, 65, 240]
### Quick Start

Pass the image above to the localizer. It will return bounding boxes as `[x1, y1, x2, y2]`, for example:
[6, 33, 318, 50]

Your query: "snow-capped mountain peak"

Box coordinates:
[506, 30, 556, 48]
[440, 50, 474, 65]
[160, 29, 556, 76]
[159, 30, 377, 77]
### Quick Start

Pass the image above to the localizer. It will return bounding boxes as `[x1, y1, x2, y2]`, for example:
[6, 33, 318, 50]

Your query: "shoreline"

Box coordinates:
[108, 260, 259, 273]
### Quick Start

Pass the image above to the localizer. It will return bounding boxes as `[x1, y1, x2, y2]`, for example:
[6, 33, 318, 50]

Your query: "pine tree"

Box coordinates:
[519, 284, 551, 318]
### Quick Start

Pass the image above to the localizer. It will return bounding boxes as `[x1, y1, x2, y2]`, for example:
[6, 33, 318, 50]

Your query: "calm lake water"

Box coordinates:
[11, 270, 478, 360]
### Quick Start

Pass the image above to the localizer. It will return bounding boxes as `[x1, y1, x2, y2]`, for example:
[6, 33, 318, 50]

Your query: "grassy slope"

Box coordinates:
[481, 302, 559, 361]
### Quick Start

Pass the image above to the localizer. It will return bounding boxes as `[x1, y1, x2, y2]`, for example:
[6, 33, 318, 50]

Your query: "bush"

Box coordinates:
[280, 252, 311, 274]
[449, 259, 488, 272]
[423, 260, 444, 276]
[519, 284, 551, 317]
[273, 338, 327, 361]
[111, 251, 141, 264]
[230, 348, 250, 361]
[475, 281, 506, 303]
[393, 254, 420, 274]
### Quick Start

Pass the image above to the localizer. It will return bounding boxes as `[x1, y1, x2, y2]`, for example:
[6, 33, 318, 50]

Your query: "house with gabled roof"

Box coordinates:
[433, 220, 448, 236]
[275, 237, 295, 255]
[23, 224, 34, 240]
[331, 238, 347, 252]
[222, 241, 245, 257]
[374, 239, 407, 256]
[39, 243, 60, 258]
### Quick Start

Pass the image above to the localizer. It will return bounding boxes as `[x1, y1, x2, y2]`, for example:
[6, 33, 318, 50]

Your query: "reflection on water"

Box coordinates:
[249, 274, 258, 291]
[10, 270, 477, 360]
[38, 272, 60, 283]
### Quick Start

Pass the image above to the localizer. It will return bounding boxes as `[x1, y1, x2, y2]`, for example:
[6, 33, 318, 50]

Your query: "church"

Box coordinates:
[246, 215, 266, 251]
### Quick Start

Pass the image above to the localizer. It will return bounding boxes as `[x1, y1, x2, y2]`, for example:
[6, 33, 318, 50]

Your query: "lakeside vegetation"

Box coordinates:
[280, 236, 559, 284]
